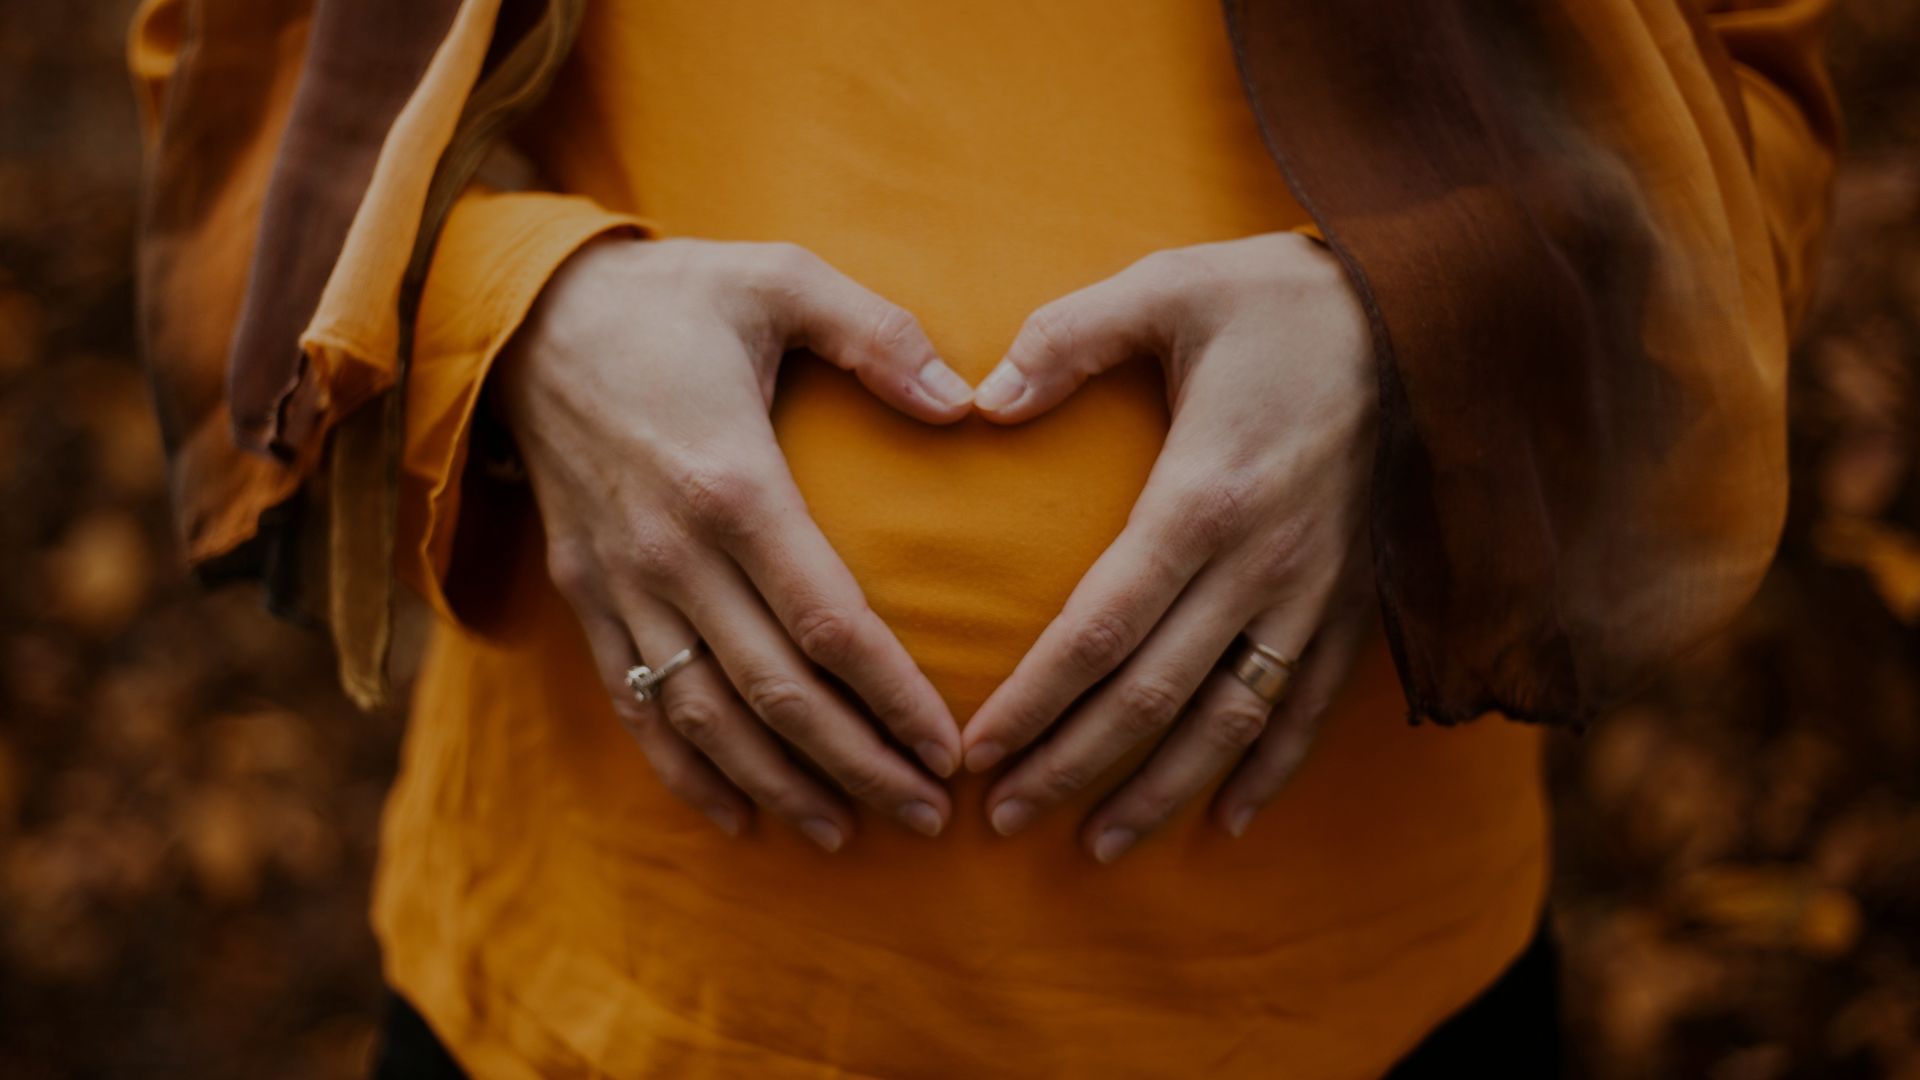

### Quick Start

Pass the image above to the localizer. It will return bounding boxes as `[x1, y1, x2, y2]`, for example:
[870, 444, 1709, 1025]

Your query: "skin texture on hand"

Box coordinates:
[960, 231, 1381, 863]
[494, 236, 975, 852]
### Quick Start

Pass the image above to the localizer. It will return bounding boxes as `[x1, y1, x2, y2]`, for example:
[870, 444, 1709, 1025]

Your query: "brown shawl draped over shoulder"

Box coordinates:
[134, 0, 1835, 721]
[1223, 0, 1831, 724]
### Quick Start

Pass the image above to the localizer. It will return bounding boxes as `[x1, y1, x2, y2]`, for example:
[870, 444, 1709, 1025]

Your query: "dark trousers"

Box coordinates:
[372, 922, 1562, 1078]
[1385, 922, 1563, 1078]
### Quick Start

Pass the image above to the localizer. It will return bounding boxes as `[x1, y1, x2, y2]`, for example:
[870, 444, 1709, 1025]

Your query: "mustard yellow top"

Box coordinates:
[335, 2, 1831, 1077]
[375, 5, 1549, 1076]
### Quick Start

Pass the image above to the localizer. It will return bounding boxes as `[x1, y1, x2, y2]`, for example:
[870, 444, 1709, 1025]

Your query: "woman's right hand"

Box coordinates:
[494, 237, 975, 851]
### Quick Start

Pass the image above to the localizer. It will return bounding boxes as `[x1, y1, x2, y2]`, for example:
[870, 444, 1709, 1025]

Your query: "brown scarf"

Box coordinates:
[137, 0, 1795, 725]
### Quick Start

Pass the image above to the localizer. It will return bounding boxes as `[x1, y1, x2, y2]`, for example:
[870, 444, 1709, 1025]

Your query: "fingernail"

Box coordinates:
[705, 805, 743, 837]
[1227, 805, 1256, 838]
[799, 817, 844, 853]
[972, 361, 1027, 412]
[899, 800, 944, 837]
[916, 739, 956, 778]
[965, 740, 1006, 773]
[917, 358, 974, 409]
[1093, 827, 1137, 864]
[990, 798, 1034, 836]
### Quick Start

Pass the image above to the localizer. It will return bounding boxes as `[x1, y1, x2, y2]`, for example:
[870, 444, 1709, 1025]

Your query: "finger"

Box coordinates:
[1077, 603, 1319, 862]
[623, 594, 860, 853]
[665, 555, 954, 837]
[973, 255, 1183, 424]
[574, 607, 752, 837]
[1210, 601, 1374, 839]
[962, 485, 1216, 774]
[716, 479, 961, 778]
[771, 245, 972, 423]
[982, 563, 1260, 837]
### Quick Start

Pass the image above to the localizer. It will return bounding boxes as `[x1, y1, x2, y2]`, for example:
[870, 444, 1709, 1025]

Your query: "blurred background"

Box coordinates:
[1, 2, 1916, 1077]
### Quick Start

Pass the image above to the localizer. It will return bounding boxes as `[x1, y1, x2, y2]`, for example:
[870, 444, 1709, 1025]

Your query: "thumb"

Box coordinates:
[974, 264, 1176, 425]
[779, 252, 972, 424]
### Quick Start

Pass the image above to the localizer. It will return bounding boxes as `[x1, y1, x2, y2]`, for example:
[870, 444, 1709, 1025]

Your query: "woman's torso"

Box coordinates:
[376, 4, 1550, 1077]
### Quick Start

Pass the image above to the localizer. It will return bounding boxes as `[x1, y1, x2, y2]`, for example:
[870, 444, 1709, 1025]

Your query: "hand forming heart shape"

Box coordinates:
[503, 230, 1377, 862]
[961, 229, 1379, 863]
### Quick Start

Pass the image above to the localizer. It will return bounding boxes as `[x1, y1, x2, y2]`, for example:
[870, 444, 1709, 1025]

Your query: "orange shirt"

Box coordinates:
[381, 5, 1550, 1077]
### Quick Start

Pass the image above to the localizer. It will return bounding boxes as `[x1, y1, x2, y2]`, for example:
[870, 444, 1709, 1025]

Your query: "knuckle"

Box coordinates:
[862, 303, 923, 361]
[1022, 302, 1081, 366]
[1038, 755, 1094, 800]
[1115, 675, 1187, 736]
[677, 462, 765, 536]
[833, 756, 891, 802]
[544, 543, 595, 600]
[862, 680, 922, 729]
[1207, 703, 1272, 752]
[1171, 478, 1253, 555]
[663, 694, 724, 744]
[740, 672, 815, 734]
[791, 605, 863, 670]
[1065, 609, 1135, 675]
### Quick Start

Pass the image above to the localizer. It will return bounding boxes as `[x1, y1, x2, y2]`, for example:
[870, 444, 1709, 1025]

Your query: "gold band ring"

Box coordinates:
[1225, 634, 1297, 706]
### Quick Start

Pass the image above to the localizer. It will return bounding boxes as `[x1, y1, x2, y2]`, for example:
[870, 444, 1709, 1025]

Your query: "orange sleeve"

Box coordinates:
[1709, 0, 1842, 328]
[397, 189, 646, 628]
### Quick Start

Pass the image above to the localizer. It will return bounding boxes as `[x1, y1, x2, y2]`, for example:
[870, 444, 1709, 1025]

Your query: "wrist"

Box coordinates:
[489, 232, 638, 437]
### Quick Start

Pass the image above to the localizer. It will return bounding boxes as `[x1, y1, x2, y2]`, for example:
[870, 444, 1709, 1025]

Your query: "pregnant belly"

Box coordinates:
[389, 341, 1550, 1079]
[772, 352, 1170, 718]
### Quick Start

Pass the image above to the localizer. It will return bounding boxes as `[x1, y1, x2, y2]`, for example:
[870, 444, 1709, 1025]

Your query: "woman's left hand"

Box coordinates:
[961, 231, 1381, 862]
